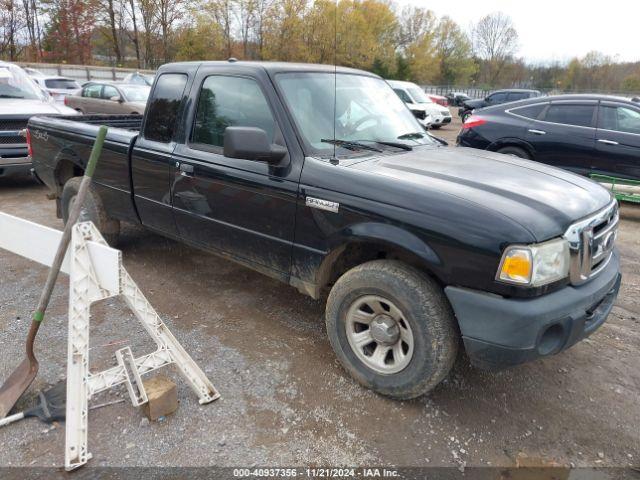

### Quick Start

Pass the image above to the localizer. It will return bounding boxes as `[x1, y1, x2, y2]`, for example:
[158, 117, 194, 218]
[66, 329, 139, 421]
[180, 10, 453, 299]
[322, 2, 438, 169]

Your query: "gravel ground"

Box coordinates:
[0, 118, 639, 473]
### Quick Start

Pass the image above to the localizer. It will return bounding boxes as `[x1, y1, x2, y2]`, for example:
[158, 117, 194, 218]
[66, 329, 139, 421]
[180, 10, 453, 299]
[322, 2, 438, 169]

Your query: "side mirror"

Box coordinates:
[223, 127, 287, 164]
[110, 95, 123, 103]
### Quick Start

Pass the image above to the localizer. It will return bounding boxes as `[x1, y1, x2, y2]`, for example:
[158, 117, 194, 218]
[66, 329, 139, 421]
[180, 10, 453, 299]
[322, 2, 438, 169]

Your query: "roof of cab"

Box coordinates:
[159, 60, 379, 77]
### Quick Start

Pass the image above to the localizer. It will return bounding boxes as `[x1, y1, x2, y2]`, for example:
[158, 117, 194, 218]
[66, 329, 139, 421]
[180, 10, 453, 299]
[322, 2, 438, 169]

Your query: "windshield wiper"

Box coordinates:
[397, 132, 426, 140]
[321, 139, 382, 153]
[0, 94, 25, 99]
[370, 140, 412, 151]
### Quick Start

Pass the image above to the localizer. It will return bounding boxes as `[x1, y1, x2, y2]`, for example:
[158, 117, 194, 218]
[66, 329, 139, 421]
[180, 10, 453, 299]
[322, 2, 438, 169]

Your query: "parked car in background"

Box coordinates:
[428, 94, 448, 107]
[30, 75, 81, 104]
[457, 94, 640, 180]
[388, 80, 452, 129]
[122, 72, 155, 86]
[446, 92, 471, 106]
[459, 89, 542, 122]
[65, 81, 151, 114]
[0, 62, 77, 177]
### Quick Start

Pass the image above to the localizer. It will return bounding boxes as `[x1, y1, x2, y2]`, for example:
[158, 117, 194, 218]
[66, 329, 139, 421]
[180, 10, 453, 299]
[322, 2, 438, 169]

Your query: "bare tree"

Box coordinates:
[472, 12, 518, 84]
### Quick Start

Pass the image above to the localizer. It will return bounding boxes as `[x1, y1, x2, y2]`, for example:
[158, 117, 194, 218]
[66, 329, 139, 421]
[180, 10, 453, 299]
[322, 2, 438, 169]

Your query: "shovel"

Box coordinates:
[0, 125, 108, 419]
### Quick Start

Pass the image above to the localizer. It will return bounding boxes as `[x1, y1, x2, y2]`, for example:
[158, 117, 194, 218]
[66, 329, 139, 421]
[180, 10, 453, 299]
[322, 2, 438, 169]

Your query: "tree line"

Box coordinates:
[1, 0, 639, 92]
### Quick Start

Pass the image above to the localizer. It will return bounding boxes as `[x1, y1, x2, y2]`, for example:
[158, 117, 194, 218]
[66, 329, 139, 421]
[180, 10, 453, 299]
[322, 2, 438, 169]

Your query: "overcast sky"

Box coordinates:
[398, 0, 639, 64]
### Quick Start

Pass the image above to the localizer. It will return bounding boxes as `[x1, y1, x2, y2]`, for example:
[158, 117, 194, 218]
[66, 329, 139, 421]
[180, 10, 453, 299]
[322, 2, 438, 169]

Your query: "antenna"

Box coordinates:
[332, 0, 338, 161]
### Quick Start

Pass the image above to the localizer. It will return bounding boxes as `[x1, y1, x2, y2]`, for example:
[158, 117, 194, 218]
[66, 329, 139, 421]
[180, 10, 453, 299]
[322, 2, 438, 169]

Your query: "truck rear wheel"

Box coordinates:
[325, 260, 458, 399]
[61, 177, 120, 246]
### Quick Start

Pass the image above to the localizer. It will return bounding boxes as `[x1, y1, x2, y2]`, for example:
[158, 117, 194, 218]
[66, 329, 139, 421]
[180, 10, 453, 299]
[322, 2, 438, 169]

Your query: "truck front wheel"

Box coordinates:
[61, 177, 120, 246]
[326, 260, 458, 399]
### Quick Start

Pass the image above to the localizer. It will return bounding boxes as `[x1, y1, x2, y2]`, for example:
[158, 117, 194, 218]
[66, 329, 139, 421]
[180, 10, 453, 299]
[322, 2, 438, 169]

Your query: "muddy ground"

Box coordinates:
[0, 114, 639, 473]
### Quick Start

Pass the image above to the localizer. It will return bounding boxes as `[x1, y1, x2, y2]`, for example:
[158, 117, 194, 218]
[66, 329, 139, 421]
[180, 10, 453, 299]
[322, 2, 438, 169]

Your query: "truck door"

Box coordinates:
[524, 101, 597, 176]
[171, 70, 299, 280]
[594, 102, 640, 180]
[130, 72, 189, 237]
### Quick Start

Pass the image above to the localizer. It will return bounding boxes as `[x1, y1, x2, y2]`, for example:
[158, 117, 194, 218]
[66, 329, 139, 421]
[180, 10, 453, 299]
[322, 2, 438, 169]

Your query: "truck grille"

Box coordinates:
[564, 200, 618, 285]
[0, 119, 28, 146]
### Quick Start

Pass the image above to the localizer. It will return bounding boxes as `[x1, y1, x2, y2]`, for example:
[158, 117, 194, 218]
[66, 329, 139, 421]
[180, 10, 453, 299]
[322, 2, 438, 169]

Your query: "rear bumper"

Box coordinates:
[0, 153, 32, 177]
[445, 249, 621, 370]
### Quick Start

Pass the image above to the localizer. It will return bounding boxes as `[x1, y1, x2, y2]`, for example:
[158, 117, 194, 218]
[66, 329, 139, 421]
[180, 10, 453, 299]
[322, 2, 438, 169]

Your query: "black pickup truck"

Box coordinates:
[29, 61, 621, 399]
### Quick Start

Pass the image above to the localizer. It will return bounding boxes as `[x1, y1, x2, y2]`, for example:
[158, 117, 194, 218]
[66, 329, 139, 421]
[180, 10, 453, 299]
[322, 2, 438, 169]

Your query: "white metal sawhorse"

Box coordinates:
[0, 212, 220, 470]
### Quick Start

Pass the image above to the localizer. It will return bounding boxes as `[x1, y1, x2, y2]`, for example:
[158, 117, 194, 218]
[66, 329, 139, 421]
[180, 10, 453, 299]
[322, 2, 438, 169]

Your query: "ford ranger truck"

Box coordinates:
[28, 61, 622, 399]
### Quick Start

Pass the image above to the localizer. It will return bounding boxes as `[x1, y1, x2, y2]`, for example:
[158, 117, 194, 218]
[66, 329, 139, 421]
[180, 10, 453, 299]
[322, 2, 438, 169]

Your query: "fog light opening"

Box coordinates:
[538, 323, 565, 356]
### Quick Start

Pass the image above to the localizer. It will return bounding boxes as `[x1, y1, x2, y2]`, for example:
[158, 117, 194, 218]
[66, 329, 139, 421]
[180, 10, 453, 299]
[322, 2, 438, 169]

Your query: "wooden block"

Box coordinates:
[142, 375, 178, 421]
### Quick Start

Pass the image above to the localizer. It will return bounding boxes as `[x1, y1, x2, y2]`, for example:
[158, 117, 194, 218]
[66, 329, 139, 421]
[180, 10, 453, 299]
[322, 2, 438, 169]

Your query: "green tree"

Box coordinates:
[434, 16, 476, 85]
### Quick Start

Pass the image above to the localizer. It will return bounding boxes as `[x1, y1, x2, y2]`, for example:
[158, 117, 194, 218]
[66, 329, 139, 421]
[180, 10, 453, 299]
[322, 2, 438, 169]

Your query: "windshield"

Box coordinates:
[276, 72, 436, 156]
[0, 64, 45, 100]
[119, 85, 150, 102]
[407, 87, 432, 104]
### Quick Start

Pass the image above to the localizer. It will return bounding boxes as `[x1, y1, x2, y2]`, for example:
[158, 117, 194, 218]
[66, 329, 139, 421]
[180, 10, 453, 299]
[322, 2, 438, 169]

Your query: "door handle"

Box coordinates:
[597, 139, 619, 146]
[528, 129, 546, 135]
[179, 163, 194, 176]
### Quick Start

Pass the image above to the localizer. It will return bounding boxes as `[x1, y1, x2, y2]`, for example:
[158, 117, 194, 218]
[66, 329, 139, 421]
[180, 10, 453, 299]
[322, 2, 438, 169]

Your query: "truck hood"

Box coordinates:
[0, 98, 78, 115]
[351, 146, 612, 241]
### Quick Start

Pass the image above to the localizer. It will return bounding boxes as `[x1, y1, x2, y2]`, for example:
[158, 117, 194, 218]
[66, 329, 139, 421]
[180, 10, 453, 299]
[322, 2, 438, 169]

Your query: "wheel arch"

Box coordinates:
[488, 138, 535, 158]
[52, 153, 85, 217]
[314, 223, 443, 298]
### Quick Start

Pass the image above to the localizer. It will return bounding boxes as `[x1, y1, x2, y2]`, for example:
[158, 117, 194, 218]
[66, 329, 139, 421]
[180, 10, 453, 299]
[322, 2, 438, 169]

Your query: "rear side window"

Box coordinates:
[192, 75, 275, 148]
[510, 103, 546, 119]
[143, 73, 188, 143]
[600, 106, 640, 134]
[543, 104, 595, 127]
[83, 84, 102, 98]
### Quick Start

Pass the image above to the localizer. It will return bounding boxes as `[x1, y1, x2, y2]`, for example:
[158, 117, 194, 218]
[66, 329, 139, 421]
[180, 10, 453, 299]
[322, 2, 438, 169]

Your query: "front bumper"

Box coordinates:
[0, 152, 32, 177]
[445, 249, 621, 370]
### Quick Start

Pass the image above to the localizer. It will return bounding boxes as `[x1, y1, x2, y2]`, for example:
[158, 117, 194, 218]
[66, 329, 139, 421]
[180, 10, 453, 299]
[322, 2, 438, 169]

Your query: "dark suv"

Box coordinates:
[459, 89, 542, 122]
[457, 94, 640, 180]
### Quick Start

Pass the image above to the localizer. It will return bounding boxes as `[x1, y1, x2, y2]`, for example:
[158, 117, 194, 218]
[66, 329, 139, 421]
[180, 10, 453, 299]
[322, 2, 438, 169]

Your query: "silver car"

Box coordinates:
[0, 62, 77, 177]
[30, 75, 81, 104]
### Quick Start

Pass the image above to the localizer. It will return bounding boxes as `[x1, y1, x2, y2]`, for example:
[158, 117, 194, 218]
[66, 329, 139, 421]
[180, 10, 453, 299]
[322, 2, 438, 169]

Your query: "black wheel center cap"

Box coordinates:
[370, 315, 400, 345]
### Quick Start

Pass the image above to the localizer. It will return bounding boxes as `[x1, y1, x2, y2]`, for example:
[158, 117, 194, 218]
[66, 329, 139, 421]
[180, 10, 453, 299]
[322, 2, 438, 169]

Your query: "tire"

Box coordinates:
[325, 260, 459, 400]
[497, 146, 531, 159]
[61, 177, 120, 246]
[431, 125, 442, 130]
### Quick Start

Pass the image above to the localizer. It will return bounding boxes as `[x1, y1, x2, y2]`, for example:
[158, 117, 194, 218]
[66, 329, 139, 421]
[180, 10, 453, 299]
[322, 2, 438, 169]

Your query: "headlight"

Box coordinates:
[497, 238, 570, 287]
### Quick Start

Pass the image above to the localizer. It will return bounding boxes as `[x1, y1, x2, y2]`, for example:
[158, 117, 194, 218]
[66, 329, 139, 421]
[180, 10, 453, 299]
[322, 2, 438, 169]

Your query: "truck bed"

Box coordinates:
[29, 113, 143, 225]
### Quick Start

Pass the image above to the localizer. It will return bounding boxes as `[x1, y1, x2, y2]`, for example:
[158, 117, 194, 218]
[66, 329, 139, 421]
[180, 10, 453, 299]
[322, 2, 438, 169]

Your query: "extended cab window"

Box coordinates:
[83, 84, 101, 98]
[600, 106, 640, 134]
[192, 76, 275, 148]
[143, 73, 188, 143]
[543, 104, 595, 127]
